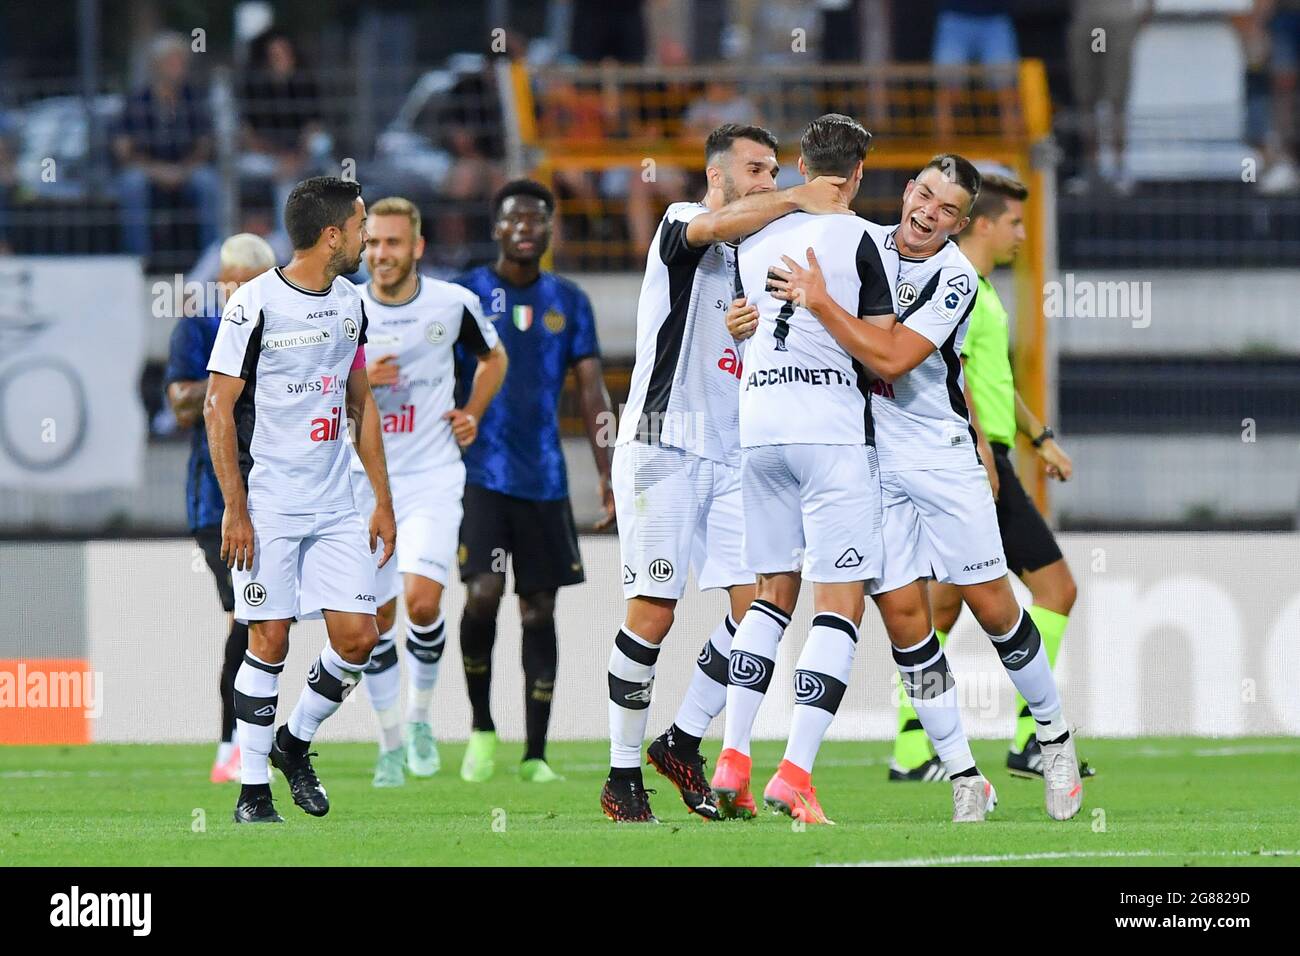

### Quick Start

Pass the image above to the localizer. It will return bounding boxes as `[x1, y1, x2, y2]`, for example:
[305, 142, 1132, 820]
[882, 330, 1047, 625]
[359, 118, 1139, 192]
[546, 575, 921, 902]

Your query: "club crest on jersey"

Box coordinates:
[344, 316, 360, 341]
[243, 582, 267, 607]
[897, 281, 918, 309]
[543, 309, 566, 334]
[648, 558, 674, 582]
[309, 405, 345, 442]
[425, 321, 447, 344]
[512, 305, 532, 331]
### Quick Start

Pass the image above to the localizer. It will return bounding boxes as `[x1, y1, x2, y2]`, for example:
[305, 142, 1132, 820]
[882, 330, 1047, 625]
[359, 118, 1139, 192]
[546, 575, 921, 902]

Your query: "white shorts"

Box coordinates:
[234, 508, 378, 622]
[350, 466, 465, 605]
[612, 442, 749, 600]
[871, 460, 1008, 595]
[740, 443, 882, 584]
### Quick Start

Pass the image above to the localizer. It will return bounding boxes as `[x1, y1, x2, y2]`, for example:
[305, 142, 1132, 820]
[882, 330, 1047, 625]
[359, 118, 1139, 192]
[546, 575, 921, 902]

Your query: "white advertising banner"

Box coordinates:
[60, 533, 1300, 744]
[0, 257, 147, 490]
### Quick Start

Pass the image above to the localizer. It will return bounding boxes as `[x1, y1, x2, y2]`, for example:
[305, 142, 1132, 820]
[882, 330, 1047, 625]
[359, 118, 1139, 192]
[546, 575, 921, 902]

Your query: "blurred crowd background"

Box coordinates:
[0, 0, 1295, 535]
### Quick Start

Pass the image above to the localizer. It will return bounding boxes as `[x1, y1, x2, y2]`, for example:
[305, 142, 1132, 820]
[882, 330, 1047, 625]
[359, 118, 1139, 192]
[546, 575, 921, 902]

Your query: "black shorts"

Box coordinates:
[195, 526, 236, 613]
[991, 444, 1064, 577]
[459, 484, 586, 594]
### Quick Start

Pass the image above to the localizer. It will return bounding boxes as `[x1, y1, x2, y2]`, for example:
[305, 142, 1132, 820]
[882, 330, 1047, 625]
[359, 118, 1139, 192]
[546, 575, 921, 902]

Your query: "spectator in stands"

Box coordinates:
[112, 33, 220, 262]
[1261, 0, 1300, 193]
[569, 0, 648, 63]
[1066, 0, 1152, 195]
[429, 39, 515, 269]
[238, 31, 328, 225]
[931, 1, 1020, 140]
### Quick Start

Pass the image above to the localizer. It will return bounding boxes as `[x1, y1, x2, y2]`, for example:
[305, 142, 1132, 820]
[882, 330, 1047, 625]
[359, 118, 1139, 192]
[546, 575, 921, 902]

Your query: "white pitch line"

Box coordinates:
[820, 848, 1300, 867]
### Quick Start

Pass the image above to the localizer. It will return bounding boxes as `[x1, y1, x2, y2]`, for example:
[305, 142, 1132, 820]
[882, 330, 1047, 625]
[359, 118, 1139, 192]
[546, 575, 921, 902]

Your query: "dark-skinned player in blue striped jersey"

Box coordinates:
[453, 180, 615, 784]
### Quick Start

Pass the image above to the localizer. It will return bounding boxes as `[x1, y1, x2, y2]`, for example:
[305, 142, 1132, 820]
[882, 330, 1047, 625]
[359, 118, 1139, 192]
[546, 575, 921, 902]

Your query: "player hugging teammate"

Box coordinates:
[606, 116, 1085, 825]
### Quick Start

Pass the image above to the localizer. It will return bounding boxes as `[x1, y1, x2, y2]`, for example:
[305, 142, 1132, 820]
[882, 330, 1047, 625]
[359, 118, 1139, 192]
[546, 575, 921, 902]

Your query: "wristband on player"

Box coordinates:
[1031, 425, 1055, 448]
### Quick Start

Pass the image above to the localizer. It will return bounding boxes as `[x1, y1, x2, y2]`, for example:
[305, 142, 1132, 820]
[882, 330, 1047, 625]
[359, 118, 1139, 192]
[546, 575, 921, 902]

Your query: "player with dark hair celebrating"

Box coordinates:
[712, 114, 899, 825]
[601, 123, 856, 823]
[889, 172, 1091, 782]
[453, 180, 613, 784]
[759, 154, 1084, 822]
[206, 176, 395, 824]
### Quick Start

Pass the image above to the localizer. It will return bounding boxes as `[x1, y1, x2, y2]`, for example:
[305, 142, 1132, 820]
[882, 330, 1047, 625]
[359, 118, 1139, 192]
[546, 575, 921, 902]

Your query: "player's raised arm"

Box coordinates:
[203, 371, 252, 570]
[346, 358, 396, 568]
[684, 176, 853, 248]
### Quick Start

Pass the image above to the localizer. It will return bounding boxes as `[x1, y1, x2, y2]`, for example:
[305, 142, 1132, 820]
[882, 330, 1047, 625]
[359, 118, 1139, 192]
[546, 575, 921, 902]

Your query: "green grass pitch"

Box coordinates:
[2, 737, 1298, 866]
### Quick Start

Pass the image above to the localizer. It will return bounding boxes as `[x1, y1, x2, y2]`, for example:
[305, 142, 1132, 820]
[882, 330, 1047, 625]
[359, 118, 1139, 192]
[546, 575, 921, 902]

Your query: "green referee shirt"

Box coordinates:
[960, 275, 1017, 449]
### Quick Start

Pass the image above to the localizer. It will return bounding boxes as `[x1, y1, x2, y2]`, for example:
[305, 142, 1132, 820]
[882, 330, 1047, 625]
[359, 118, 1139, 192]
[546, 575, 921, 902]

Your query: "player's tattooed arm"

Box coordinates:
[203, 372, 254, 571]
[573, 355, 616, 531]
[347, 367, 397, 567]
[685, 176, 854, 248]
[767, 248, 931, 381]
[446, 342, 507, 447]
[166, 379, 208, 428]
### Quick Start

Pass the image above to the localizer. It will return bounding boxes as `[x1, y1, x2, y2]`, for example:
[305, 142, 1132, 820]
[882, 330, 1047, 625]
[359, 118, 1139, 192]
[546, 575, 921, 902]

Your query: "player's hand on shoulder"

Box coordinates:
[794, 176, 853, 216]
[1038, 438, 1073, 482]
[443, 408, 477, 447]
[726, 297, 758, 341]
[220, 506, 255, 571]
[371, 501, 397, 568]
[368, 353, 401, 387]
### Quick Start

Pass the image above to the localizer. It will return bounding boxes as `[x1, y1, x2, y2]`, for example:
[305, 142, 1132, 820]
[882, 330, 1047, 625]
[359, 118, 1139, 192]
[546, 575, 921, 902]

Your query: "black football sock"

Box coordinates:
[460, 606, 497, 732]
[220, 620, 249, 743]
[522, 619, 558, 761]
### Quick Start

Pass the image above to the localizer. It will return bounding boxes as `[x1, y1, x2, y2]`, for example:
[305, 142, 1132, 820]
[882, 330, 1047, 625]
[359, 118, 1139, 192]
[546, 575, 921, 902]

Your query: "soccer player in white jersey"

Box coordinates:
[707, 114, 898, 825]
[601, 124, 855, 823]
[206, 177, 396, 824]
[350, 197, 508, 788]
[764, 154, 1084, 822]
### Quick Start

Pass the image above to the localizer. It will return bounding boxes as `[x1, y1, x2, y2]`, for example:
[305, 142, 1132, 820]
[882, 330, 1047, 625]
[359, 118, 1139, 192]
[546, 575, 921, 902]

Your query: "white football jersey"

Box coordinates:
[616, 202, 746, 466]
[736, 211, 894, 447]
[349, 276, 498, 479]
[865, 224, 981, 471]
[208, 268, 368, 515]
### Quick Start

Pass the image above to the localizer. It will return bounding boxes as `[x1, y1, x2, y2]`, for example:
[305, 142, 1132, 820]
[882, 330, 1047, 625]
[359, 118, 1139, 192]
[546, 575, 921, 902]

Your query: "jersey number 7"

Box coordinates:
[774, 299, 794, 352]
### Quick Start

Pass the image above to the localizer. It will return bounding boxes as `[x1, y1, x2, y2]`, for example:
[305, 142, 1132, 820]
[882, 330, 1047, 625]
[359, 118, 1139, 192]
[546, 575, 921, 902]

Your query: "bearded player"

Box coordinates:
[601, 123, 856, 823]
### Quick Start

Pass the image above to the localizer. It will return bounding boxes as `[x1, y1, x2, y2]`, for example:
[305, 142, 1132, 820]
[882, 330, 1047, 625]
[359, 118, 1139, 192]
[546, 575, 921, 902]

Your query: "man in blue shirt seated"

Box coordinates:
[453, 180, 615, 784]
[164, 233, 277, 783]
